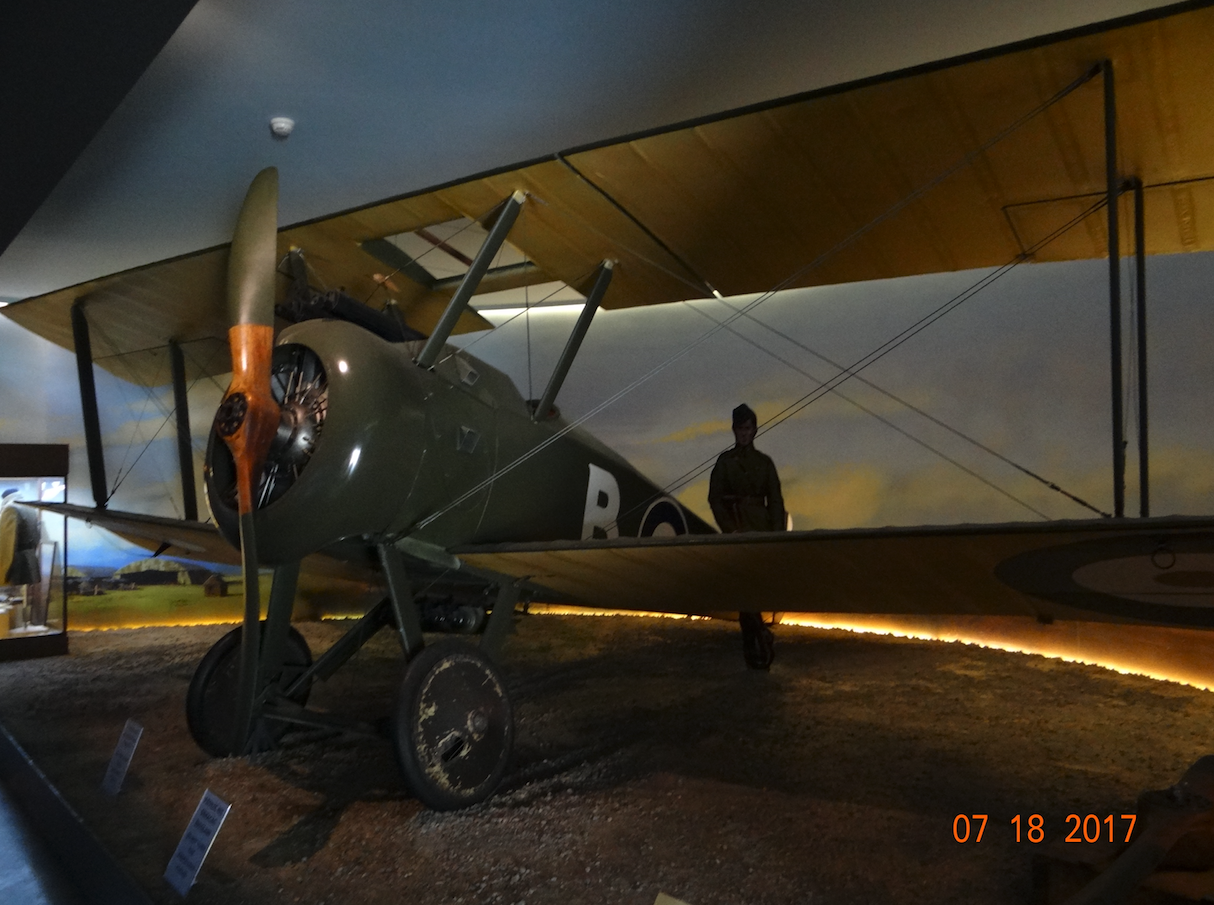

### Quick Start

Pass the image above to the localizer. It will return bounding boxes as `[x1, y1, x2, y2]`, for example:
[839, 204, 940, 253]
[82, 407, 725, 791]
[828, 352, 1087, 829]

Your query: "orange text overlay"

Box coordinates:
[952, 813, 1137, 844]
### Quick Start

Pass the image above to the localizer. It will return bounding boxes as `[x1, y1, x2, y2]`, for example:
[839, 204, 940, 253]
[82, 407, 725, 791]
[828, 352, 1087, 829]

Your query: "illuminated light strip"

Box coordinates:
[527, 604, 709, 620]
[71, 616, 254, 631]
[526, 607, 1214, 693]
[776, 615, 1214, 692]
[70, 604, 1214, 693]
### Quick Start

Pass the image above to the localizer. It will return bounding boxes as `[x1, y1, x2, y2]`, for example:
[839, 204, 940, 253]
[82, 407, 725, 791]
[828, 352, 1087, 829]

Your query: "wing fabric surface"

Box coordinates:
[6, 4, 1214, 386]
[456, 515, 1214, 629]
[35, 502, 371, 584]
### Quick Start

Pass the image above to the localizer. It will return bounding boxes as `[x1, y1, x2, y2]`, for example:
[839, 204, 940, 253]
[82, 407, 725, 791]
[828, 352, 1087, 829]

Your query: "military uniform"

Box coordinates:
[708, 405, 784, 670]
[708, 444, 785, 533]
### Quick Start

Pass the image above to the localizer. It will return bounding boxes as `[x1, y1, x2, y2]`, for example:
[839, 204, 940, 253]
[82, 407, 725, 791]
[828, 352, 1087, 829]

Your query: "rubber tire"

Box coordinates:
[392, 640, 513, 811]
[186, 623, 312, 757]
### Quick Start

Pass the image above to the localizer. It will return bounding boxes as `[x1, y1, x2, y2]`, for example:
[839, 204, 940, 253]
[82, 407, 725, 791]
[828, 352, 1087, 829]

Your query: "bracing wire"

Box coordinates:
[704, 299, 1111, 518]
[413, 68, 1102, 532]
[449, 272, 595, 357]
[108, 338, 225, 501]
[83, 317, 177, 501]
[359, 199, 514, 306]
[680, 300, 1053, 519]
[523, 191, 713, 301]
[109, 408, 180, 510]
[616, 196, 1109, 524]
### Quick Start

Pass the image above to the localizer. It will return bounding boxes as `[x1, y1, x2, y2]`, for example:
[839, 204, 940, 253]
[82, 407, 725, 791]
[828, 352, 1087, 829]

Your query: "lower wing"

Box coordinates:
[455, 515, 1214, 629]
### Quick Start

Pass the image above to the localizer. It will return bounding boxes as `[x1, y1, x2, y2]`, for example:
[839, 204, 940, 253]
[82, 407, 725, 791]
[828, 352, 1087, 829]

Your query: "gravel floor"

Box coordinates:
[0, 614, 1211, 904]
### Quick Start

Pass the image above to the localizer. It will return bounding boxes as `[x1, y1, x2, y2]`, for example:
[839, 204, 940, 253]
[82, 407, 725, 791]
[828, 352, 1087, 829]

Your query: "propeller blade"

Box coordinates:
[216, 167, 280, 754]
[216, 166, 280, 517]
[227, 166, 279, 329]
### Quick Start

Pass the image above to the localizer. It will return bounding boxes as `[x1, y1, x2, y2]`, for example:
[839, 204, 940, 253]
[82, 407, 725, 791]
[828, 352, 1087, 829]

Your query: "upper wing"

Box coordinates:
[6, 5, 1214, 386]
[456, 515, 1214, 629]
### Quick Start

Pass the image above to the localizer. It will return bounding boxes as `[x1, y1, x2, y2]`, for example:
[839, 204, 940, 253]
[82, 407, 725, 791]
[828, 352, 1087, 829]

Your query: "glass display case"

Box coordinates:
[0, 444, 69, 660]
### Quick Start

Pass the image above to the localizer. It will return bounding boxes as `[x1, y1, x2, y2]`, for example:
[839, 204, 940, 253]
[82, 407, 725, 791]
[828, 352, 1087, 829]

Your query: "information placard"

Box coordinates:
[164, 789, 230, 897]
[101, 719, 142, 796]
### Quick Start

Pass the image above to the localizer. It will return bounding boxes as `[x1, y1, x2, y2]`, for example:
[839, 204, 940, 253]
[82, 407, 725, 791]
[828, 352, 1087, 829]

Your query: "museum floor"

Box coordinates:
[0, 614, 1211, 904]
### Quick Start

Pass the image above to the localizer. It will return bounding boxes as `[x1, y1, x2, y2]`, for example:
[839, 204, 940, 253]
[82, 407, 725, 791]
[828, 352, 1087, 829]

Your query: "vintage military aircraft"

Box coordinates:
[7, 5, 1214, 845]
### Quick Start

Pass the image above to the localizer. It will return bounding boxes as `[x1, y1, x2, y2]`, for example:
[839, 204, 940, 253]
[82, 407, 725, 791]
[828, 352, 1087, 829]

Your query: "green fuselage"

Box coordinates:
[205, 319, 713, 564]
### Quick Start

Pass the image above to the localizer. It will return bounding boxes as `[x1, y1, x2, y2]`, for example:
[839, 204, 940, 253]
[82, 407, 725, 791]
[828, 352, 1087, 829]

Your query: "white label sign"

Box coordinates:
[101, 719, 142, 797]
[164, 789, 230, 897]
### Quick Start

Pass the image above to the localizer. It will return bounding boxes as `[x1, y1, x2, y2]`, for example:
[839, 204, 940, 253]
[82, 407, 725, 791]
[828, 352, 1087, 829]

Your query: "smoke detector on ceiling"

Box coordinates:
[269, 117, 295, 140]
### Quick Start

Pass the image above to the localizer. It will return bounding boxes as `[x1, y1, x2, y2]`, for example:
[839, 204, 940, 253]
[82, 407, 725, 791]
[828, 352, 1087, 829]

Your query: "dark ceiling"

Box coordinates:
[0, 1, 199, 255]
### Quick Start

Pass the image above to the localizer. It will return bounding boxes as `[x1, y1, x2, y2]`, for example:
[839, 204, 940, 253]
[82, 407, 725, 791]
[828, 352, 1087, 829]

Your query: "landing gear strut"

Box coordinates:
[740, 612, 774, 670]
[184, 544, 518, 810]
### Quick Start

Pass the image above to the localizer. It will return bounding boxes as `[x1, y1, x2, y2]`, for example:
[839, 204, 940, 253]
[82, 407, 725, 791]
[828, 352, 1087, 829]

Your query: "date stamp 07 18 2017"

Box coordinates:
[952, 813, 1138, 844]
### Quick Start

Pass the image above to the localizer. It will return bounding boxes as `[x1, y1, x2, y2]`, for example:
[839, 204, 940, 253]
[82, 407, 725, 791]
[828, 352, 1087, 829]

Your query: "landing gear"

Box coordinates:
[391, 640, 513, 811]
[740, 612, 774, 670]
[186, 624, 313, 756]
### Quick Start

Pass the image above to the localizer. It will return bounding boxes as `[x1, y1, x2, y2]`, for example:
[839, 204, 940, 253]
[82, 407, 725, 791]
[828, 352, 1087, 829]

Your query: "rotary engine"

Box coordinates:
[205, 320, 432, 563]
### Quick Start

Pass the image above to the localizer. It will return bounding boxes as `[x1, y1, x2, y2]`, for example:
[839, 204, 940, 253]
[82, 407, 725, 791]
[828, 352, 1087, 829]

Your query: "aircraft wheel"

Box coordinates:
[740, 612, 775, 670]
[392, 640, 513, 810]
[186, 624, 312, 756]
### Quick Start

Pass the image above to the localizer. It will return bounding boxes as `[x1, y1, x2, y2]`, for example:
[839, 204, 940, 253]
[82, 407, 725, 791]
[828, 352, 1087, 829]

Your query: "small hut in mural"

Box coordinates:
[202, 574, 229, 597]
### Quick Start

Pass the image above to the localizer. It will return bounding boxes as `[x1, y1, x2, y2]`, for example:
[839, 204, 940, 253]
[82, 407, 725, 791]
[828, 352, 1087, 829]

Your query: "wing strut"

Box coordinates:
[532, 259, 613, 420]
[1103, 59, 1125, 518]
[69, 300, 109, 509]
[1129, 175, 1149, 517]
[415, 190, 526, 369]
[167, 340, 198, 521]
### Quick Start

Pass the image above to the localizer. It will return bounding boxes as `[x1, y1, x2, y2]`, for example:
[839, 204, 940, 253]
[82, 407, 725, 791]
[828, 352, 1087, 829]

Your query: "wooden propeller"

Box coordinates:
[214, 166, 279, 753]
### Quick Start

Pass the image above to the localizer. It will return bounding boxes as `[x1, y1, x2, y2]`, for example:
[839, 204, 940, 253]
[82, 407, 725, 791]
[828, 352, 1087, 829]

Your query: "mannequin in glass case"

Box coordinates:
[0, 489, 44, 626]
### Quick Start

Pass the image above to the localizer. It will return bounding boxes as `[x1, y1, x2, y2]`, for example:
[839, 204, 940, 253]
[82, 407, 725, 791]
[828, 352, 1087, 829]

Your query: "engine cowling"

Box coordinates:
[205, 320, 432, 564]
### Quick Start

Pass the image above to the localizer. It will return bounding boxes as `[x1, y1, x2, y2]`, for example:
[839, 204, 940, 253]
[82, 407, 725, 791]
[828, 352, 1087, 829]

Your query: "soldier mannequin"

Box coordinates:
[708, 404, 785, 669]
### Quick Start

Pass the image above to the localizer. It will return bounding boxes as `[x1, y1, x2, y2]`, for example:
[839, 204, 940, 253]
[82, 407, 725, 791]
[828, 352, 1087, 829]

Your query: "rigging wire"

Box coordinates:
[82, 316, 179, 502]
[630, 196, 1109, 518]
[413, 70, 1103, 532]
[680, 302, 1052, 519]
[708, 297, 1111, 517]
[106, 337, 225, 503]
[445, 274, 592, 357]
[107, 387, 155, 497]
[109, 408, 180, 512]
[522, 193, 713, 301]
[553, 154, 720, 299]
[359, 199, 512, 306]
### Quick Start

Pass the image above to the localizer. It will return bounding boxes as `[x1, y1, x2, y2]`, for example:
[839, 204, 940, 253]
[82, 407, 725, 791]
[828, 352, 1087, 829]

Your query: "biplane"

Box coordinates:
[4, 5, 1214, 851]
